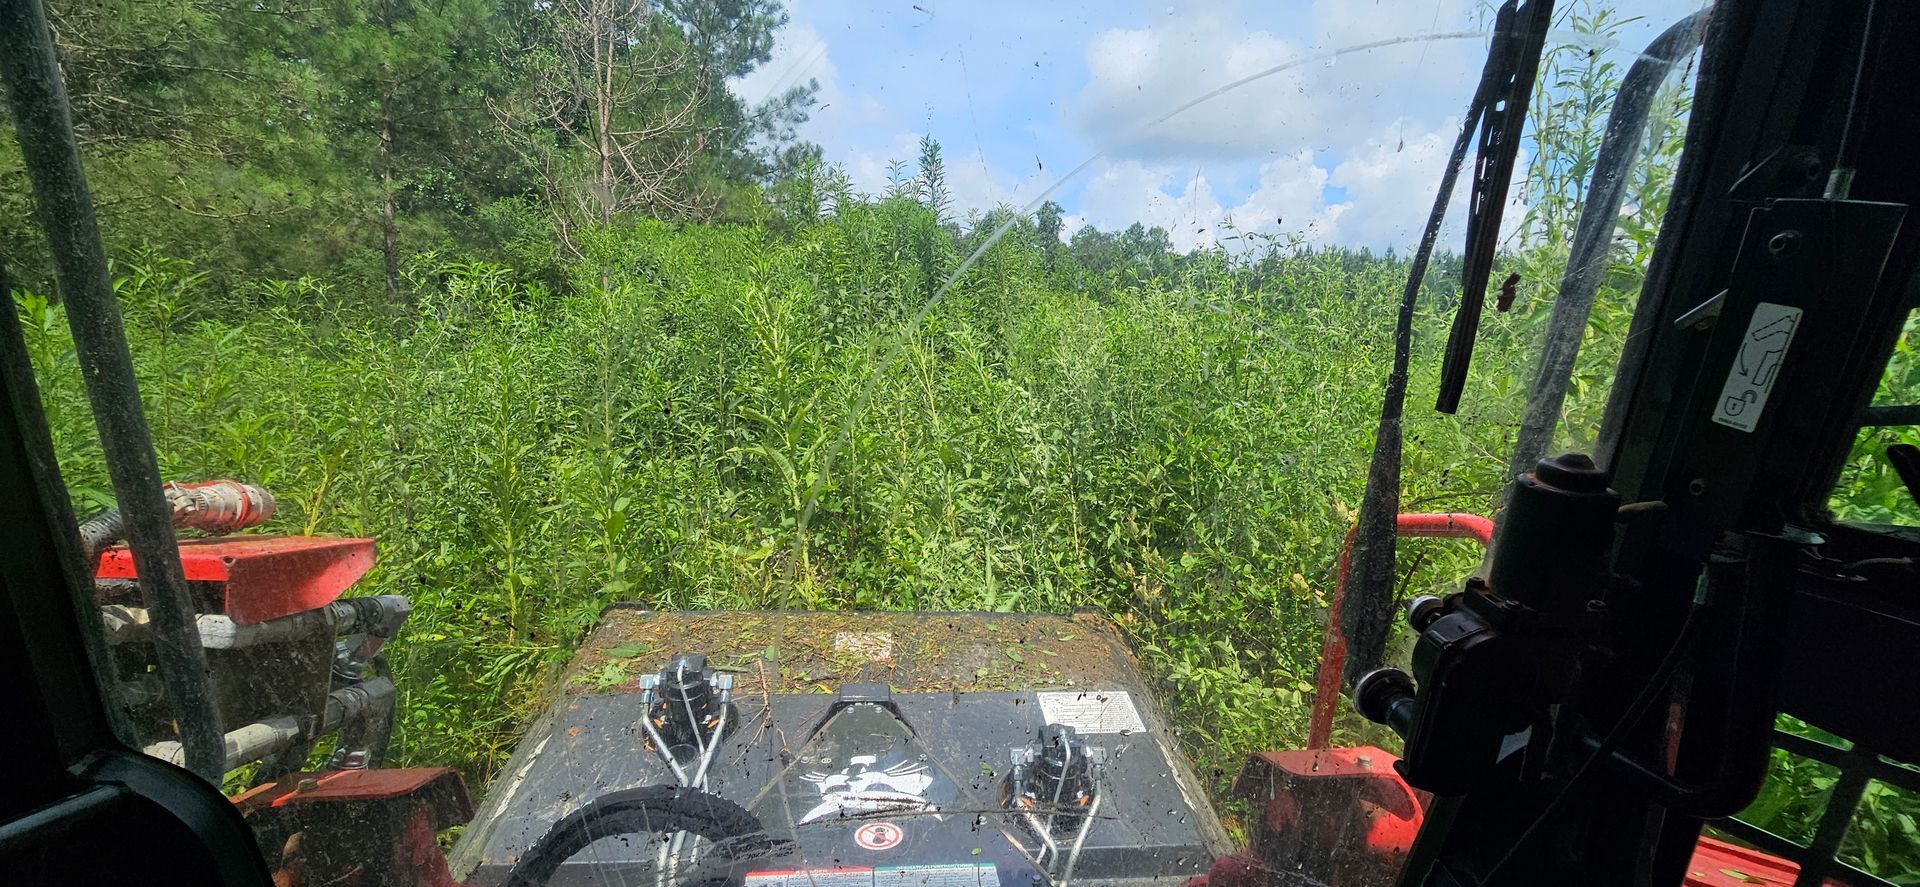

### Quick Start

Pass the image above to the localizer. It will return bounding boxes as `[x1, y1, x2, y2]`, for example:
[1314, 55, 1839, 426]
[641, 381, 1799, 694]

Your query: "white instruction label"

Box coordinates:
[1035, 690, 1147, 734]
[746, 864, 1000, 887]
[1711, 301, 1803, 433]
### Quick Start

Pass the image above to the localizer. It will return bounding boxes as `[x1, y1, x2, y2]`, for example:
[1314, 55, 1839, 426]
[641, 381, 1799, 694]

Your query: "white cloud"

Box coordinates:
[1069, 149, 1345, 253]
[739, 0, 1568, 254]
[1073, 160, 1224, 252]
[727, 6, 892, 158]
[945, 149, 1052, 220]
[843, 132, 921, 198]
[1062, 119, 1529, 255]
[1327, 123, 1469, 250]
[1070, 0, 1483, 162]
[842, 135, 1054, 224]
[1230, 148, 1341, 244]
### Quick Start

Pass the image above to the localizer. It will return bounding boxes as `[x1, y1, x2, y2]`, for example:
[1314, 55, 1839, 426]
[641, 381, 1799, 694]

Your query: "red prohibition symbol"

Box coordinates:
[854, 821, 903, 850]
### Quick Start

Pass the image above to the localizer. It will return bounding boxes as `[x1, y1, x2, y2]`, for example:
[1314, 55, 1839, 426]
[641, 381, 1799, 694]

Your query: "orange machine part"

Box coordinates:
[96, 535, 375, 624]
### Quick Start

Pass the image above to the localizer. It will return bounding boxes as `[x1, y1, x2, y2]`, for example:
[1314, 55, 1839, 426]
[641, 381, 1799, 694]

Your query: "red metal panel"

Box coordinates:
[1228, 747, 1808, 887]
[1259, 745, 1406, 779]
[1684, 837, 1807, 886]
[1233, 745, 1426, 885]
[1250, 746, 1427, 839]
[234, 768, 471, 819]
[96, 535, 376, 624]
[234, 768, 473, 887]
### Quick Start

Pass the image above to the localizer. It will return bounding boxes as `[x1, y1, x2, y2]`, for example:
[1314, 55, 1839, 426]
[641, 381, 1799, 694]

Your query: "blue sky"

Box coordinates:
[730, 0, 1705, 252]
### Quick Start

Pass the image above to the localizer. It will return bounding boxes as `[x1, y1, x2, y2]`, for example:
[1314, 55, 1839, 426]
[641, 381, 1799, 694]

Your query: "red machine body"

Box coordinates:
[1233, 745, 1426, 885]
[234, 768, 474, 887]
[1684, 838, 1807, 887]
[96, 535, 376, 624]
[1227, 744, 1811, 887]
[1202, 512, 1810, 887]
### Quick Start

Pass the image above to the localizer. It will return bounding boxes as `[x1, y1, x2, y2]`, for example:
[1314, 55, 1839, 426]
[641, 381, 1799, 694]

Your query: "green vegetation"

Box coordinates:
[0, 0, 817, 294]
[19, 211, 1497, 778]
[1725, 717, 1920, 884]
[17, 154, 1673, 786]
[6, 0, 1918, 878]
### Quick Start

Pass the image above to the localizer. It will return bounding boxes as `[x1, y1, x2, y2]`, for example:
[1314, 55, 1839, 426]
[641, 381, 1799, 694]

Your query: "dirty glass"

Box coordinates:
[1713, 716, 1920, 887]
[2, 0, 1717, 885]
[1840, 778, 1920, 884]
[1829, 308, 1920, 527]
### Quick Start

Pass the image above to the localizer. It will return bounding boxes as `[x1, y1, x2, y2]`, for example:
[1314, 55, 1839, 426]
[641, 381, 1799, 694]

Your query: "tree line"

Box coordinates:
[4, 0, 1484, 310]
[0, 0, 820, 295]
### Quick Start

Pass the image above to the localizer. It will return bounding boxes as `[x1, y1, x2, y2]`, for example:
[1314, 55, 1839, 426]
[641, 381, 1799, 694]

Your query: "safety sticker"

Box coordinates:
[745, 864, 1001, 887]
[1035, 690, 1147, 734]
[1711, 301, 1803, 433]
[854, 821, 905, 850]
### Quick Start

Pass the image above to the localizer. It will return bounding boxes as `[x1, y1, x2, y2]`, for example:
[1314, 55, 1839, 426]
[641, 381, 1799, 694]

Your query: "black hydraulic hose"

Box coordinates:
[1507, 11, 1710, 484]
[0, 0, 225, 780]
[78, 480, 275, 563]
[1826, 0, 1879, 198]
[76, 508, 126, 565]
[502, 786, 783, 887]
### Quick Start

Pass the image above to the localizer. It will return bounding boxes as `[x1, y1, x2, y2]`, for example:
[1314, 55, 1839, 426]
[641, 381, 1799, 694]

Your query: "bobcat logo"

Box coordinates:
[798, 755, 938, 824]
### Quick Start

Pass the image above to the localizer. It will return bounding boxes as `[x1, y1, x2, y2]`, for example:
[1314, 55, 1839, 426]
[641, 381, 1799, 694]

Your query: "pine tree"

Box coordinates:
[314, 0, 523, 295]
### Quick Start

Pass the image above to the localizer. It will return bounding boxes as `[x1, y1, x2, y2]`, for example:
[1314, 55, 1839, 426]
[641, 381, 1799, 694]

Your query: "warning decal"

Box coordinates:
[1035, 690, 1147, 734]
[745, 864, 1001, 887]
[1711, 301, 1803, 433]
[854, 821, 904, 850]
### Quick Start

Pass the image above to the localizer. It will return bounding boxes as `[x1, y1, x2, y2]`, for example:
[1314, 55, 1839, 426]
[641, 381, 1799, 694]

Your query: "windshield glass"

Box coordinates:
[1831, 308, 1920, 526]
[0, 0, 1757, 884]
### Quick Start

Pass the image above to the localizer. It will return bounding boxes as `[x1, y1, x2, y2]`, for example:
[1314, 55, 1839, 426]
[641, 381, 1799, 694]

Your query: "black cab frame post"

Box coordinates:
[0, 0, 225, 780]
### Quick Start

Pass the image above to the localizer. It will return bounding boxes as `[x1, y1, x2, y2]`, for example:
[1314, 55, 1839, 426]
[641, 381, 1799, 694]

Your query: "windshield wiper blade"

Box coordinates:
[1435, 0, 1556, 414]
[1341, 0, 1556, 688]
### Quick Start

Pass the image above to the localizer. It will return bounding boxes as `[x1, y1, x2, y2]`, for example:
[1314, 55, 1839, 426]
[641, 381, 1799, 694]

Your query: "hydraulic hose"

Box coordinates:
[501, 786, 781, 887]
[79, 480, 276, 564]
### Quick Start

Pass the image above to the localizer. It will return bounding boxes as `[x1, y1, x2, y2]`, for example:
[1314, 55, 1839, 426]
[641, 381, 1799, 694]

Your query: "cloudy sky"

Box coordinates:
[730, 0, 1706, 253]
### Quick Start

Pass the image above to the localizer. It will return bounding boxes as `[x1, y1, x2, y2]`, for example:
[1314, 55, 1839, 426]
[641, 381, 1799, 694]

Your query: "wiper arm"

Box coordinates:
[1435, 0, 1556, 414]
[1342, 0, 1556, 687]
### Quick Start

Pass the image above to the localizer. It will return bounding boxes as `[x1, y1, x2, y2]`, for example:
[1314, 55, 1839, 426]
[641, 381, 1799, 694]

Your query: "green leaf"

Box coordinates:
[580, 661, 628, 690]
[605, 644, 649, 658]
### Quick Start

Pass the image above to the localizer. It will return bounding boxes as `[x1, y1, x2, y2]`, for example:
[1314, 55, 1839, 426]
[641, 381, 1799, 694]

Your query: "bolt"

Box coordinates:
[1769, 230, 1802, 257]
[1687, 477, 1708, 496]
[1800, 155, 1825, 182]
